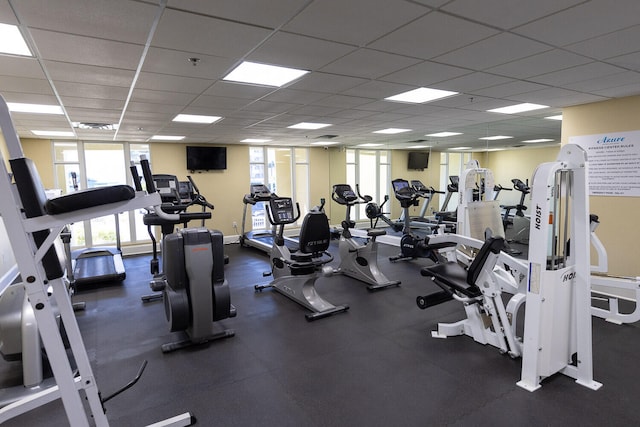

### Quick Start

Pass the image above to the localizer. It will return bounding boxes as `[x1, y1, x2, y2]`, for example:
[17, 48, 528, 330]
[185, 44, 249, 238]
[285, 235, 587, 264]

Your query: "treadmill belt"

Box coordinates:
[74, 253, 126, 285]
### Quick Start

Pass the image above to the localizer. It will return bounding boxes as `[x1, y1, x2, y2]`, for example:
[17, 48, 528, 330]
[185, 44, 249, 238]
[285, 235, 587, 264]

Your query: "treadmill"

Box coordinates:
[68, 213, 126, 287]
[240, 184, 298, 253]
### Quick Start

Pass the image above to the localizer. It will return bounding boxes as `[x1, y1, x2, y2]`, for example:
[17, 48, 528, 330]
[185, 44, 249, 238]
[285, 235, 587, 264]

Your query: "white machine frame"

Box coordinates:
[0, 95, 192, 426]
[517, 144, 601, 392]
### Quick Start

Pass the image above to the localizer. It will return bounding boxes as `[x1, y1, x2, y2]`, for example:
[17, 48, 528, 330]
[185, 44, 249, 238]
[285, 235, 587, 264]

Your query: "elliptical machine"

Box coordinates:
[136, 157, 235, 352]
[255, 197, 349, 321]
[331, 184, 400, 290]
[389, 179, 442, 263]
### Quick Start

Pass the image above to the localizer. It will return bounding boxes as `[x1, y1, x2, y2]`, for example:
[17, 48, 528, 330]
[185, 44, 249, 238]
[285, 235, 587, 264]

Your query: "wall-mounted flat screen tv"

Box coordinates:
[186, 146, 227, 171]
[407, 151, 429, 170]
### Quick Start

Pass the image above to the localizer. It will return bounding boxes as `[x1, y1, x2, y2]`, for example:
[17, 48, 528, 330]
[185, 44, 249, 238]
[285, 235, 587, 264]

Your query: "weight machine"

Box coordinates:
[0, 95, 193, 426]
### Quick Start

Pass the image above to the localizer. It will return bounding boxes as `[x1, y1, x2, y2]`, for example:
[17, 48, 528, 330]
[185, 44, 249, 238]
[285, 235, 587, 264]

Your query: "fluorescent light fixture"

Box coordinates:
[385, 87, 458, 104]
[450, 147, 472, 150]
[483, 148, 506, 152]
[358, 143, 383, 147]
[407, 145, 430, 149]
[373, 128, 411, 134]
[488, 103, 548, 114]
[223, 61, 309, 87]
[8, 102, 63, 115]
[426, 131, 462, 137]
[173, 114, 222, 124]
[310, 141, 340, 146]
[242, 138, 272, 143]
[31, 130, 75, 137]
[479, 135, 513, 141]
[0, 23, 32, 56]
[545, 115, 563, 120]
[151, 135, 185, 141]
[522, 138, 554, 143]
[288, 122, 332, 130]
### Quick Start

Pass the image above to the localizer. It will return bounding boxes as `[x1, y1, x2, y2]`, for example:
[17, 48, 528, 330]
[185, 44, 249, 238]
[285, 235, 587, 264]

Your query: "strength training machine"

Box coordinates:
[0, 94, 194, 426]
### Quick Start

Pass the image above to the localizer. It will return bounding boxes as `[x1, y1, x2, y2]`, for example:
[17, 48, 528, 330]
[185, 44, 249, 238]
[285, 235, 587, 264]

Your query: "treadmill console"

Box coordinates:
[250, 184, 273, 201]
[269, 197, 296, 224]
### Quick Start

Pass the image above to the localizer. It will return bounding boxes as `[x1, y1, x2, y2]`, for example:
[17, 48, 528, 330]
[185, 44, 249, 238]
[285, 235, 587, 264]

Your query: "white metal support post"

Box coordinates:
[517, 144, 602, 392]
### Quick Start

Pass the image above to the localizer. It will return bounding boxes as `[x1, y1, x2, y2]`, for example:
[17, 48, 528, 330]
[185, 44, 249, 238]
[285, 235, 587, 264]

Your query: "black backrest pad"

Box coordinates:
[298, 211, 330, 254]
[9, 158, 64, 280]
[466, 237, 505, 286]
[45, 185, 135, 214]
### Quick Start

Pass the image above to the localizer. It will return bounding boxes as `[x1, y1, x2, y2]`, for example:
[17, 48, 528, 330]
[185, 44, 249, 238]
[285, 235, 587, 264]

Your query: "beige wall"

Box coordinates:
[562, 95, 640, 276]
[22, 138, 54, 189]
[473, 146, 560, 208]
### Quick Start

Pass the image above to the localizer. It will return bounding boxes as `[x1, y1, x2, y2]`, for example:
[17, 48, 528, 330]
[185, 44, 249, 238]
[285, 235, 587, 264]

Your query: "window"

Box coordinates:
[248, 146, 309, 229]
[52, 141, 151, 249]
[439, 152, 471, 211]
[346, 149, 391, 220]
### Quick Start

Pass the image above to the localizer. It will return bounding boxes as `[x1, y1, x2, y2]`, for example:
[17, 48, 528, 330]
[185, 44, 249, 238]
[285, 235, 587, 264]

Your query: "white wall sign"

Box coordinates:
[570, 130, 640, 197]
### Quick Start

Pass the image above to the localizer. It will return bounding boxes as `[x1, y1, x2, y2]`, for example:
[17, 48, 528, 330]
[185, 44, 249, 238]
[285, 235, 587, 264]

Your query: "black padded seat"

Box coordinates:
[45, 185, 135, 215]
[421, 237, 505, 300]
[367, 229, 386, 237]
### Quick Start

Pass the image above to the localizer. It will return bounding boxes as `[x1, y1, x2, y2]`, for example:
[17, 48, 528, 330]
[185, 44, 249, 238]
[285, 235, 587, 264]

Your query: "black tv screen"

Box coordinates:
[408, 151, 429, 170]
[186, 146, 227, 171]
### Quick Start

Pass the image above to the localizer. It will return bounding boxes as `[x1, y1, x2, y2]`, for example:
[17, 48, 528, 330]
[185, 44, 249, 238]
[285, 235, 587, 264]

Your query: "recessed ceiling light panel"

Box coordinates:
[0, 23, 32, 56]
[223, 61, 309, 87]
[385, 87, 458, 104]
[8, 102, 63, 115]
[426, 131, 462, 137]
[242, 138, 272, 143]
[373, 128, 411, 134]
[545, 115, 563, 120]
[488, 103, 548, 114]
[522, 138, 554, 143]
[479, 135, 513, 141]
[151, 135, 185, 141]
[31, 130, 75, 137]
[288, 122, 332, 130]
[173, 114, 222, 124]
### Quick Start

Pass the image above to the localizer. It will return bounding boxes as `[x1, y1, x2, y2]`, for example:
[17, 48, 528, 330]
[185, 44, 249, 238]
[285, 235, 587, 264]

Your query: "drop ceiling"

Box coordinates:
[0, 0, 639, 151]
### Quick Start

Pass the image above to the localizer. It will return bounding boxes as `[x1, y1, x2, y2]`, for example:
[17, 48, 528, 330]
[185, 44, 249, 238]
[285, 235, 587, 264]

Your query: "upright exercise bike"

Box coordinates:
[332, 184, 400, 290]
[389, 179, 443, 263]
[255, 197, 349, 320]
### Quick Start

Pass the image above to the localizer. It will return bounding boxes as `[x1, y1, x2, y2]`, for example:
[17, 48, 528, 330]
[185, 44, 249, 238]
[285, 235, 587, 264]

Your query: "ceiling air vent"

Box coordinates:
[72, 122, 118, 130]
[408, 139, 428, 143]
[316, 134, 338, 139]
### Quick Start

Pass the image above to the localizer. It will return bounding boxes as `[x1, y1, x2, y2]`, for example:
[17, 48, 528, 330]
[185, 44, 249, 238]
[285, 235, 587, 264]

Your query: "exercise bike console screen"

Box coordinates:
[270, 198, 295, 224]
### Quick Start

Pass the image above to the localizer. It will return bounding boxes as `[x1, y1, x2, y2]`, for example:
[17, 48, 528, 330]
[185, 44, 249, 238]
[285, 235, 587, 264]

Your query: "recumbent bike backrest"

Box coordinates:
[297, 211, 331, 256]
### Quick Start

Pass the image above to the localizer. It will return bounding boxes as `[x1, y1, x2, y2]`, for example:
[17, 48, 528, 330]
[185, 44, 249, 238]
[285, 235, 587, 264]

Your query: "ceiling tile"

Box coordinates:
[369, 11, 499, 60]
[262, 89, 328, 105]
[283, 0, 429, 46]
[141, 47, 236, 79]
[136, 72, 214, 94]
[152, 9, 272, 58]
[44, 61, 134, 87]
[55, 81, 130, 100]
[0, 0, 18, 24]
[247, 32, 355, 70]
[530, 62, 628, 86]
[30, 29, 143, 69]
[381, 60, 471, 86]
[288, 72, 368, 93]
[320, 49, 422, 80]
[167, 0, 310, 28]
[0, 56, 46, 79]
[515, 0, 640, 46]
[434, 33, 551, 71]
[131, 88, 197, 106]
[0, 76, 52, 95]
[486, 49, 592, 79]
[608, 52, 640, 72]
[565, 25, 640, 60]
[442, 0, 585, 29]
[436, 72, 513, 93]
[13, 0, 158, 44]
